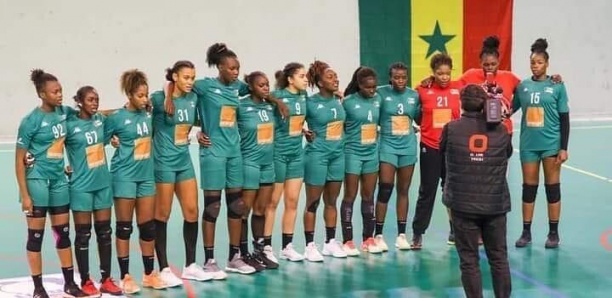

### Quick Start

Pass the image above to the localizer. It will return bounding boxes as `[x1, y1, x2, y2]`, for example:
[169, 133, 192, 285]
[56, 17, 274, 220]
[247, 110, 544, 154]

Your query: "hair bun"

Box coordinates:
[30, 69, 45, 83]
[483, 36, 500, 51]
[531, 38, 548, 52]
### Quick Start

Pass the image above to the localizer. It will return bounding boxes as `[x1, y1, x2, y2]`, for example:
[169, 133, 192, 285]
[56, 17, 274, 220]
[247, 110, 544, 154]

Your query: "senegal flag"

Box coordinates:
[359, 0, 514, 86]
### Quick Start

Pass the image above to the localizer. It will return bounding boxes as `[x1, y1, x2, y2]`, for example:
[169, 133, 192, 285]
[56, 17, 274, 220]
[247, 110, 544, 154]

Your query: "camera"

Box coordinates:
[484, 73, 503, 124]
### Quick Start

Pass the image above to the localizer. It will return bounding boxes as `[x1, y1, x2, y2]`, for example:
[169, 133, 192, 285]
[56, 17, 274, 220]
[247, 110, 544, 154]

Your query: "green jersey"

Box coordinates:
[65, 113, 111, 191]
[377, 85, 421, 155]
[271, 89, 307, 156]
[104, 108, 154, 182]
[238, 97, 275, 164]
[513, 78, 570, 151]
[150, 90, 198, 171]
[305, 93, 346, 154]
[193, 78, 249, 157]
[342, 92, 381, 157]
[16, 106, 74, 179]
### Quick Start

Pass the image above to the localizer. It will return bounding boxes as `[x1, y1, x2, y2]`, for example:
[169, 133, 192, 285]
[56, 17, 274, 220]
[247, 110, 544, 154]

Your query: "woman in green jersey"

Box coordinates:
[266, 62, 309, 262]
[15, 69, 87, 298]
[151, 61, 213, 286]
[513, 38, 570, 249]
[105, 70, 165, 293]
[65, 86, 123, 296]
[237, 71, 278, 271]
[374, 63, 421, 251]
[302, 60, 348, 261]
[340, 66, 383, 256]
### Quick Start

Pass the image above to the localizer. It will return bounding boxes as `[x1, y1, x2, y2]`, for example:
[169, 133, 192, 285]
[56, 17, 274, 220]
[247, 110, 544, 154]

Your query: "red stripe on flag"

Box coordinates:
[463, 0, 514, 71]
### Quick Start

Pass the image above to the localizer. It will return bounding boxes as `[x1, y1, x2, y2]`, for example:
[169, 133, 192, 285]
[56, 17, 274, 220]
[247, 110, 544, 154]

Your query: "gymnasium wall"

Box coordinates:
[0, 0, 610, 140]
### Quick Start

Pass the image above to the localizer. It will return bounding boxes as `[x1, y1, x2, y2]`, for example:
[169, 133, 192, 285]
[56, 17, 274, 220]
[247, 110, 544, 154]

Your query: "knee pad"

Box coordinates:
[376, 183, 394, 204]
[74, 224, 92, 249]
[52, 224, 71, 249]
[29, 206, 47, 218]
[27, 229, 44, 252]
[138, 220, 156, 242]
[545, 183, 561, 204]
[115, 221, 133, 241]
[522, 184, 538, 203]
[340, 200, 354, 222]
[306, 198, 321, 213]
[203, 195, 221, 223]
[226, 192, 245, 219]
[94, 221, 112, 247]
[48, 204, 70, 215]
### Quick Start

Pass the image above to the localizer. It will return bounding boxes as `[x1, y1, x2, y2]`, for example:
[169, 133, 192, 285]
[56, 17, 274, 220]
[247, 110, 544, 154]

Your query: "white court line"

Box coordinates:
[512, 125, 612, 133]
[512, 149, 612, 183]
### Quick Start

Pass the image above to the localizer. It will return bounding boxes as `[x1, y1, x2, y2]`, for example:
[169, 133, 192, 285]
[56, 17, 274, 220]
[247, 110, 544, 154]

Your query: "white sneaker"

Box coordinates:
[303, 242, 324, 262]
[362, 237, 383, 254]
[342, 241, 360, 257]
[182, 263, 214, 281]
[159, 267, 183, 288]
[263, 245, 279, 264]
[395, 234, 412, 250]
[225, 254, 256, 275]
[322, 239, 348, 258]
[203, 259, 228, 280]
[375, 234, 389, 252]
[281, 243, 305, 262]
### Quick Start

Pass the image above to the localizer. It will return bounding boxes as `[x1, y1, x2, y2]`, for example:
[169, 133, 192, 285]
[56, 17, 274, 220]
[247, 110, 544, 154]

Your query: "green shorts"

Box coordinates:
[345, 154, 379, 175]
[70, 187, 113, 211]
[113, 180, 156, 199]
[243, 162, 275, 190]
[379, 152, 417, 168]
[155, 164, 196, 184]
[26, 178, 69, 207]
[274, 152, 305, 182]
[305, 151, 345, 186]
[520, 149, 559, 163]
[200, 151, 243, 190]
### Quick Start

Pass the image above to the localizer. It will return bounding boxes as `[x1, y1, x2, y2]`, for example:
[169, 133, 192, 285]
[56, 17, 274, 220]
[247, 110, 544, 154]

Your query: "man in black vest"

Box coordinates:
[440, 84, 512, 298]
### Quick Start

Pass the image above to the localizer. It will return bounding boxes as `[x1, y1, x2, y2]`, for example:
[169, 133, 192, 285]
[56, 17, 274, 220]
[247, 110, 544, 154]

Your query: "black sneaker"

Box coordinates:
[515, 231, 532, 248]
[447, 232, 455, 245]
[254, 249, 279, 270]
[243, 253, 265, 272]
[64, 282, 88, 298]
[545, 233, 560, 249]
[411, 234, 423, 250]
[33, 287, 49, 298]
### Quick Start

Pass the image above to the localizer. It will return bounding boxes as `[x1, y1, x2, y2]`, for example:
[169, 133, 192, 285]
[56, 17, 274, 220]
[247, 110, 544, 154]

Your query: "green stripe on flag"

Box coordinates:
[359, 0, 411, 85]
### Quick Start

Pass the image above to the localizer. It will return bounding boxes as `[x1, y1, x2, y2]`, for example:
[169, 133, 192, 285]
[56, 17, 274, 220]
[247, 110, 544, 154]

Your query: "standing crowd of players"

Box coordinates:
[14, 36, 569, 298]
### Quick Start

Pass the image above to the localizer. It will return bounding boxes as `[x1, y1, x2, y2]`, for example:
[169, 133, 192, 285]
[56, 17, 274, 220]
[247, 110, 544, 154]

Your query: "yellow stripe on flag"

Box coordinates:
[410, 1, 464, 87]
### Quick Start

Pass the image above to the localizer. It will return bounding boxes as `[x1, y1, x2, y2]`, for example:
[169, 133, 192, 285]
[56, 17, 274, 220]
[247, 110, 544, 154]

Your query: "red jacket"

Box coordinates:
[416, 81, 462, 149]
[460, 68, 520, 133]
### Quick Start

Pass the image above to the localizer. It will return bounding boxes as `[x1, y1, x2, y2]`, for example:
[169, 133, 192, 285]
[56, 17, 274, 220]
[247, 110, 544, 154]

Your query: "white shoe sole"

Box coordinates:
[225, 267, 256, 275]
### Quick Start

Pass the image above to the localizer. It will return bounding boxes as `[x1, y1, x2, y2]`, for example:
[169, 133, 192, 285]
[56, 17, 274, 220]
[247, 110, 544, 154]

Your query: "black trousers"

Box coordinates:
[452, 210, 511, 298]
[412, 142, 446, 235]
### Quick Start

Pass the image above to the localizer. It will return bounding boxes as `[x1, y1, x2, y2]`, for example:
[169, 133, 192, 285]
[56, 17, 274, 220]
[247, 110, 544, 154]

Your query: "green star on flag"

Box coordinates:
[419, 20, 456, 58]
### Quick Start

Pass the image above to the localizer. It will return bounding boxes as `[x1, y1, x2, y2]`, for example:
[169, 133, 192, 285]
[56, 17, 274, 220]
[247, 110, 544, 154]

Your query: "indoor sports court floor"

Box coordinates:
[0, 121, 610, 298]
